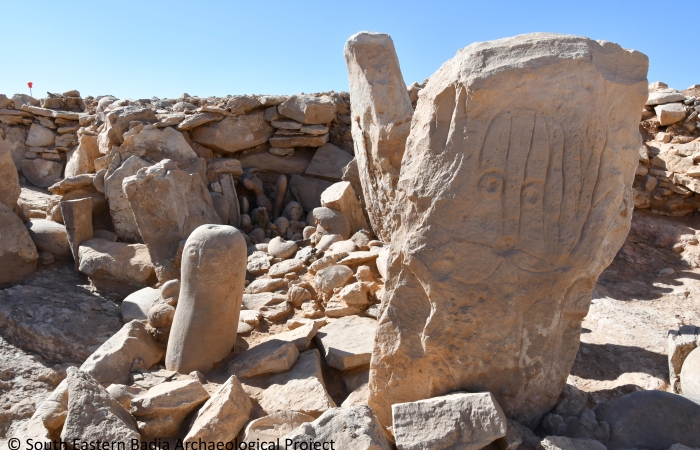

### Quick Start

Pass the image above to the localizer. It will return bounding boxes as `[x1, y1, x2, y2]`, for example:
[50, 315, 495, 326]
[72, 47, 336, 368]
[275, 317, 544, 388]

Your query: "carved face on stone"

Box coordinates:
[283, 201, 303, 221]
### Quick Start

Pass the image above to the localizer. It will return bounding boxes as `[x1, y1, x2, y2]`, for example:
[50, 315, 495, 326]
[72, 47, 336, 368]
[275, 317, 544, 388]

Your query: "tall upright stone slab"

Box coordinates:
[367, 33, 648, 428]
[344, 32, 414, 243]
[123, 160, 222, 282]
[219, 173, 241, 228]
[60, 198, 93, 271]
[166, 224, 247, 373]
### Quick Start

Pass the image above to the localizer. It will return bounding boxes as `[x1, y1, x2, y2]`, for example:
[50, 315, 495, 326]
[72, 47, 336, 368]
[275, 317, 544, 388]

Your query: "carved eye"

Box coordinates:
[188, 248, 198, 260]
[478, 172, 503, 196]
[521, 181, 542, 206]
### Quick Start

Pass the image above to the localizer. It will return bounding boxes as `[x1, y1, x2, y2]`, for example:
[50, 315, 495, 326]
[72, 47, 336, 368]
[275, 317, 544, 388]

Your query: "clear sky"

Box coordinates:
[1, 0, 695, 100]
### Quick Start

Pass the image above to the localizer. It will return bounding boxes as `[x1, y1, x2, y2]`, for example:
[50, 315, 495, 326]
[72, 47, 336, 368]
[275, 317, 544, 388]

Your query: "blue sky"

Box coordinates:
[1, 0, 694, 99]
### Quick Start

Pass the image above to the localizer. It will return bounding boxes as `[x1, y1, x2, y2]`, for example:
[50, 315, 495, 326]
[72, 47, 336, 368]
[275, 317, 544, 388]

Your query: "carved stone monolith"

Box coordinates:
[365, 32, 648, 427]
[344, 31, 413, 243]
[166, 224, 247, 373]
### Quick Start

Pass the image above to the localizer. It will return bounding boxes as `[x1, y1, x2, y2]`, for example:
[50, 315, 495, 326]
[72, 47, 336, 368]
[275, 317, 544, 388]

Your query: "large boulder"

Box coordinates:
[166, 225, 246, 374]
[104, 155, 151, 242]
[123, 160, 221, 282]
[79, 320, 164, 385]
[305, 143, 354, 181]
[193, 111, 274, 154]
[0, 202, 38, 285]
[320, 181, 370, 235]
[121, 125, 198, 164]
[366, 33, 649, 427]
[24, 219, 72, 260]
[0, 136, 20, 210]
[598, 390, 700, 449]
[65, 134, 100, 178]
[344, 32, 414, 243]
[21, 159, 63, 188]
[26, 123, 56, 147]
[278, 95, 336, 125]
[78, 238, 156, 296]
[314, 315, 376, 370]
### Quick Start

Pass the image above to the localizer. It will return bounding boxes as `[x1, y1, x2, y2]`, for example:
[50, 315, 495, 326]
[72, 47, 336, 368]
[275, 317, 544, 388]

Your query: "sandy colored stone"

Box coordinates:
[312, 207, 351, 239]
[367, 33, 649, 427]
[681, 346, 700, 397]
[270, 321, 321, 351]
[305, 143, 354, 181]
[655, 103, 686, 126]
[78, 238, 156, 296]
[242, 349, 336, 418]
[121, 287, 160, 323]
[104, 155, 152, 242]
[24, 219, 72, 260]
[131, 379, 210, 437]
[392, 392, 507, 450]
[245, 277, 288, 294]
[184, 375, 252, 443]
[268, 236, 298, 259]
[646, 88, 685, 106]
[314, 265, 353, 295]
[0, 203, 38, 285]
[60, 198, 93, 270]
[282, 405, 390, 450]
[269, 133, 329, 148]
[21, 158, 63, 188]
[0, 136, 20, 210]
[26, 123, 57, 147]
[193, 111, 274, 153]
[65, 134, 99, 177]
[268, 258, 305, 278]
[344, 32, 413, 243]
[61, 368, 139, 449]
[227, 339, 299, 378]
[79, 320, 164, 385]
[314, 316, 376, 370]
[278, 95, 336, 125]
[123, 160, 221, 282]
[122, 125, 198, 164]
[321, 181, 370, 234]
[539, 436, 606, 450]
[166, 225, 246, 373]
[244, 411, 315, 444]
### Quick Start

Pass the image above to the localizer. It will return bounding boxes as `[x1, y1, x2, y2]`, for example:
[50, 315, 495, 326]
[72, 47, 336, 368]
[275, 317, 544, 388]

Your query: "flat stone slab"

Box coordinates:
[314, 316, 376, 370]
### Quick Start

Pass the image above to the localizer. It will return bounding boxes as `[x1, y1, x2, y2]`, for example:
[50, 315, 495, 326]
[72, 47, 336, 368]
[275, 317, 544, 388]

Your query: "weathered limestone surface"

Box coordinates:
[104, 155, 151, 242]
[123, 160, 221, 282]
[193, 111, 274, 153]
[0, 203, 38, 285]
[367, 33, 649, 427]
[0, 136, 20, 210]
[392, 392, 507, 450]
[184, 375, 252, 443]
[61, 198, 93, 270]
[60, 368, 139, 448]
[282, 405, 391, 450]
[166, 225, 246, 373]
[344, 31, 413, 242]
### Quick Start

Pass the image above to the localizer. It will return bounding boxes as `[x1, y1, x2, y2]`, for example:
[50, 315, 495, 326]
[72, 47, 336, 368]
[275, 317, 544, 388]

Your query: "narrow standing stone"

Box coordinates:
[60, 198, 93, 271]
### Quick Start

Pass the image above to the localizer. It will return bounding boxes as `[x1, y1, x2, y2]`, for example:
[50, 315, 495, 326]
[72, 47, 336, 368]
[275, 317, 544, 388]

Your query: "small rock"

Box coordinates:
[268, 236, 298, 259]
[244, 411, 315, 443]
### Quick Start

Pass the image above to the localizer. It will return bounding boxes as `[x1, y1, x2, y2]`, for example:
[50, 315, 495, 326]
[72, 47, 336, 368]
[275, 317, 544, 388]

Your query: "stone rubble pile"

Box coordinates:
[634, 82, 700, 216]
[1, 32, 700, 450]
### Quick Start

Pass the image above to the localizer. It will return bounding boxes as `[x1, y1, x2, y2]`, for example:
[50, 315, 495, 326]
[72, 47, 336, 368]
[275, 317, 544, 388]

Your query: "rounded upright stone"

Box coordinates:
[166, 224, 247, 373]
